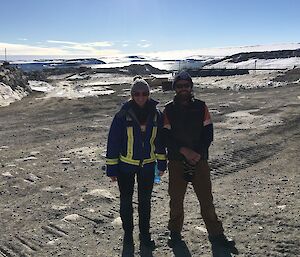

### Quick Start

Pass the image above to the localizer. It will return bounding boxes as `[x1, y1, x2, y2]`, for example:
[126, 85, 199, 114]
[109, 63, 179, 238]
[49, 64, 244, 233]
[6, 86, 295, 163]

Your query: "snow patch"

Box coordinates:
[0, 82, 27, 106]
[216, 109, 283, 130]
[28, 80, 54, 92]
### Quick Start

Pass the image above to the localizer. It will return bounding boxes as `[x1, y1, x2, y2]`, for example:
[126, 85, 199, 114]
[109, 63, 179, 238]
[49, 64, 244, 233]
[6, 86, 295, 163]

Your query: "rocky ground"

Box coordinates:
[0, 76, 299, 257]
[0, 65, 31, 107]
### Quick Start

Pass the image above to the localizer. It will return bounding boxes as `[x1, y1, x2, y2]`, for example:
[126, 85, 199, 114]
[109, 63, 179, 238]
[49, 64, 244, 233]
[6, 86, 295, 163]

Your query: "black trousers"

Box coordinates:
[117, 164, 154, 235]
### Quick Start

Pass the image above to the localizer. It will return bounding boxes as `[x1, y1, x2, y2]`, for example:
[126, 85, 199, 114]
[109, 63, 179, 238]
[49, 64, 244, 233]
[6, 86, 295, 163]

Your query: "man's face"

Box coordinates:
[174, 80, 192, 97]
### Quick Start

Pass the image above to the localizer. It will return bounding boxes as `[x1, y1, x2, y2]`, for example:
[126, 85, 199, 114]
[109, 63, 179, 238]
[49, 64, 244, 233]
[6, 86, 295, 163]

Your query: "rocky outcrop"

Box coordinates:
[186, 68, 249, 77]
[205, 49, 300, 66]
[228, 49, 300, 63]
[15, 58, 106, 72]
[0, 65, 30, 91]
[93, 64, 168, 75]
[0, 64, 31, 107]
[27, 66, 90, 81]
[121, 64, 168, 75]
[273, 67, 300, 83]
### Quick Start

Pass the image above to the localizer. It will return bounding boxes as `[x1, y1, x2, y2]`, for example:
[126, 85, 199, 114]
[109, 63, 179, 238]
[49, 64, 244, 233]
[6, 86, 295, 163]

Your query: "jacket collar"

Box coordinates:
[121, 98, 159, 111]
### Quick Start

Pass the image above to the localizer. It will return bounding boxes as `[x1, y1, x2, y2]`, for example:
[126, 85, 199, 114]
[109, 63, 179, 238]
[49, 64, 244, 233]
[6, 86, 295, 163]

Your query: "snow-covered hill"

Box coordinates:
[203, 48, 300, 69]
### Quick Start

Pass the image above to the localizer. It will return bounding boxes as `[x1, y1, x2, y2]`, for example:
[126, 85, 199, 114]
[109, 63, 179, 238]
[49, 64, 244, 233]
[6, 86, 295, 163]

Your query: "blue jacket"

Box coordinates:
[106, 99, 167, 177]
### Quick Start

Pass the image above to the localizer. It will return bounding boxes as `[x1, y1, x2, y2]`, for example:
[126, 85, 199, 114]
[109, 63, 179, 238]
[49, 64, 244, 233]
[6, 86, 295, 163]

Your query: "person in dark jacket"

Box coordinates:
[106, 76, 167, 256]
[163, 71, 237, 256]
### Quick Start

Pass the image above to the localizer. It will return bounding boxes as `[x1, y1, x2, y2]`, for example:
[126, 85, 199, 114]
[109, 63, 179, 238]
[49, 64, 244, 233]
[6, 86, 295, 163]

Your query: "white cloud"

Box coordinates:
[47, 40, 78, 45]
[62, 44, 97, 52]
[138, 43, 300, 60]
[0, 42, 71, 55]
[45, 40, 114, 54]
[47, 40, 113, 47]
[86, 41, 113, 47]
[119, 40, 130, 48]
[18, 38, 28, 41]
[0, 42, 121, 57]
[138, 43, 151, 48]
[137, 40, 151, 48]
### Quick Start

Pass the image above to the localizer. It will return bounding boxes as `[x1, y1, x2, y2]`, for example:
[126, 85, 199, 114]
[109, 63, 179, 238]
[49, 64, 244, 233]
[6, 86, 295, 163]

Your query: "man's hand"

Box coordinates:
[110, 176, 118, 182]
[180, 147, 201, 165]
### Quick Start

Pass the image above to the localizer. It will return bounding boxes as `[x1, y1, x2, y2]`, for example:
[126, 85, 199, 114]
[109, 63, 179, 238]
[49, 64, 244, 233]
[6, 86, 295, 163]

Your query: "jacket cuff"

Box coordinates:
[106, 164, 119, 177]
[157, 160, 167, 171]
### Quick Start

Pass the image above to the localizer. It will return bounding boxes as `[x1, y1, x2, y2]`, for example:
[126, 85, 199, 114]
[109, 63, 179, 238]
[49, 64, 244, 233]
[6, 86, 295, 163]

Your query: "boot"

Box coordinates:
[167, 231, 183, 248]
[139, 233, 156, 250]
[209, 234, 238, 257]
[122, 232, 134, 257]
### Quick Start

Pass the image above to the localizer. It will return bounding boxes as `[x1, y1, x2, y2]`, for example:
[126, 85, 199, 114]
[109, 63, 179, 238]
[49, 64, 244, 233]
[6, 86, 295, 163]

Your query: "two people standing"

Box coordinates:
[106, 71, 237, 256]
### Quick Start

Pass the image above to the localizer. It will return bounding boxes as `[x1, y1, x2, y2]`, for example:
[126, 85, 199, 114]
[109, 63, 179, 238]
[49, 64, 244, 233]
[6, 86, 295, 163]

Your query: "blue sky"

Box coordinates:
[1, 0, 300, 59]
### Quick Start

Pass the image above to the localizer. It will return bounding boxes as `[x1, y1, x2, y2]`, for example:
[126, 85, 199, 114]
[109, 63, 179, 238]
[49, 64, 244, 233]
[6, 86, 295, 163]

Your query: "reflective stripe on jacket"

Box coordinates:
[106, 99, 167, 177]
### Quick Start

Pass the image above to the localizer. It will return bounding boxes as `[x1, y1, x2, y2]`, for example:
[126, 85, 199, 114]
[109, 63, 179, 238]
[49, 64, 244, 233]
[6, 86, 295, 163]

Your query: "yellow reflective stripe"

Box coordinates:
[121, 113, 158, 167]
[149, 126, 157, 159]
[156, 153, 167, 160]
[126, 127, 134, 159]
[106, 158, 119, 165]
[120, 155, 139, 165]
[120, 155, 155, 166]
[143, 158, 156, 164]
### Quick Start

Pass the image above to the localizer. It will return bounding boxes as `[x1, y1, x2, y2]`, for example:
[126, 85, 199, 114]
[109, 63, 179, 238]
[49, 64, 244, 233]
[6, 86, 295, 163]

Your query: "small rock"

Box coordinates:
[85, 189, 115, 200]
[63, 214, 80, 221]
[277, 205, 286, 210]
[2, 171, 13, 177]
[59, 158, 71, 165]
[18, 156, 38, 162]
[29, 151, 40, 156]
[112, 217, 122, 227]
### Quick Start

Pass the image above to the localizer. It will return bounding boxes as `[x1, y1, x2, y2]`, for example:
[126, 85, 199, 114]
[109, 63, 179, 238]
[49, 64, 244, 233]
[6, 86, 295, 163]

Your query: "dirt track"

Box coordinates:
[0, 82, 299, 257]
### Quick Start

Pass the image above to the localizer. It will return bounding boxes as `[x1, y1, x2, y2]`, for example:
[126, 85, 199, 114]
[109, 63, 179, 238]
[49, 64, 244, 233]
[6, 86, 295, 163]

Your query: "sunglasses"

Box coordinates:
[175, 84, 191, 89]
[133, 92, 149, 97]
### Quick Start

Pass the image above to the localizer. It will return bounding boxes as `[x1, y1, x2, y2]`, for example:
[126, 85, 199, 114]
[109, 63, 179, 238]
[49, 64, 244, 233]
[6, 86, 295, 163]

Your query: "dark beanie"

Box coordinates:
[131, 77, 150, 95]
[172, 70, 193, 89]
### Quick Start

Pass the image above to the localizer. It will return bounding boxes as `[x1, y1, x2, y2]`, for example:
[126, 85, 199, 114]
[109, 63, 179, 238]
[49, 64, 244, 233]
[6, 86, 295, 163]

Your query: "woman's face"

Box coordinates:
[132, 90, 149, 107]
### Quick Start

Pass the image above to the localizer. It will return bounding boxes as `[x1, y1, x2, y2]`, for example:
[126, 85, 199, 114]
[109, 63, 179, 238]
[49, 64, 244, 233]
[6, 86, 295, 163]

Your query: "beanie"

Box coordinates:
[172, 70, 193, 89]
[131, 78, 150, 95]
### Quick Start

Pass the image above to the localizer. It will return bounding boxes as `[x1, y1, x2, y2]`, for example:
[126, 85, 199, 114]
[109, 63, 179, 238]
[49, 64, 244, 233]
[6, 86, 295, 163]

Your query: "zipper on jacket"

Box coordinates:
[139, 141, 145, 167]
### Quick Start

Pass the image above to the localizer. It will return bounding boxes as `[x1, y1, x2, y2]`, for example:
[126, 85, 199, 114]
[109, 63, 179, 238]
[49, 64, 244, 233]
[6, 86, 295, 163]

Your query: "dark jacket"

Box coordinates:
[163, 97, 213, 160]
[106, 98, 167, 177]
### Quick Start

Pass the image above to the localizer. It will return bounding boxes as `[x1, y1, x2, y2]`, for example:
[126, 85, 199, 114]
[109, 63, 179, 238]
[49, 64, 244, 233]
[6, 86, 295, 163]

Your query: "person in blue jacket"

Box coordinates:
[106, 76, 167, 255]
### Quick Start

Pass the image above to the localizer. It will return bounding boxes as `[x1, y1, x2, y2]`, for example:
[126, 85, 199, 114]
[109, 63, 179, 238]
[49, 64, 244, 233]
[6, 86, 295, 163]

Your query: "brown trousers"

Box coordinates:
[168, 160, 224, 236]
